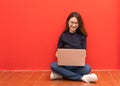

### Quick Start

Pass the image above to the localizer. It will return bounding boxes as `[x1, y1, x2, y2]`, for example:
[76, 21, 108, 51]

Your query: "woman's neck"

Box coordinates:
[69, 30, 76, 33]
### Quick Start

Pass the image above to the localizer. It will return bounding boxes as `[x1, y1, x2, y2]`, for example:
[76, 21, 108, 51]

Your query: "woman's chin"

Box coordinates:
[71, 29, 76, 31]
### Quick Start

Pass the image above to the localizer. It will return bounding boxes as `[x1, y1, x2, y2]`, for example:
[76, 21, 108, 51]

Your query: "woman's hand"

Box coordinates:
[55, 51, 58, 57]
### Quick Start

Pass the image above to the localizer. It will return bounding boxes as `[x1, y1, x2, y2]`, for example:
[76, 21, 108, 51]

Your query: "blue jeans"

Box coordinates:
[50, 62, 91, 81]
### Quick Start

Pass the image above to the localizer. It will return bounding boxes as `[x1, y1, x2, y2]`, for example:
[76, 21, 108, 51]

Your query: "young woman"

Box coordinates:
[50, 12, 98, 83]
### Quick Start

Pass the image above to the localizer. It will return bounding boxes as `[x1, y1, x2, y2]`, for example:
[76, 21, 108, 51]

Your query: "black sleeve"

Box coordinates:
[81, 36, 86, 49]
[58, 34, 64, 48]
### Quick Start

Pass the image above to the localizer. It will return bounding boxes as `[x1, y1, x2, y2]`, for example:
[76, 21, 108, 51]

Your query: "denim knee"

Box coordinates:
[50, 62, 58, 70]
[84, 64, 91, 74]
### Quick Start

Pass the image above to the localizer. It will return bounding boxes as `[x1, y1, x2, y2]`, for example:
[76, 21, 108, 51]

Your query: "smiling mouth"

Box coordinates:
[71, 27, 77, 29]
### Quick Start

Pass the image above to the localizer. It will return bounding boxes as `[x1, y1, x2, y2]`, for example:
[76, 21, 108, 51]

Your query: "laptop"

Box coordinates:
[57, 49, 86, 66]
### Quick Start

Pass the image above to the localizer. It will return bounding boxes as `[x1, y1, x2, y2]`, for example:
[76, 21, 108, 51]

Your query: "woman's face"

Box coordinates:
[68, 17, 79, 33]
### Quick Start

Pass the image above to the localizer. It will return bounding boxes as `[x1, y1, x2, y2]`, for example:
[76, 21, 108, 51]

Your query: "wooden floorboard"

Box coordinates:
[0, 70, 120, 86]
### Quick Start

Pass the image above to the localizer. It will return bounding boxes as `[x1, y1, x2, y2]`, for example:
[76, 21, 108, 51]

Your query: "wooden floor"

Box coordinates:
[0, 70, 120, 86]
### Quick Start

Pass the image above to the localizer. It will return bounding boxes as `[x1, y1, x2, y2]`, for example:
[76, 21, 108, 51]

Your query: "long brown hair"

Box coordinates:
[63, 12, 88, 37]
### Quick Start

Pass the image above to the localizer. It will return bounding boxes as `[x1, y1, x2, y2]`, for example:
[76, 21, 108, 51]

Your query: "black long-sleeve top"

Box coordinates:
[58, 32, 86, 49]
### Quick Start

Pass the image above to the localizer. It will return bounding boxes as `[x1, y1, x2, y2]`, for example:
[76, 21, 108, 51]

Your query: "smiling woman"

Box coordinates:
[50, 12, 98, 83]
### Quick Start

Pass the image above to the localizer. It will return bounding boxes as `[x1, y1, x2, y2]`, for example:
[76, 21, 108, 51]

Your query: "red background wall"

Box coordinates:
[0, 0, 120, 70]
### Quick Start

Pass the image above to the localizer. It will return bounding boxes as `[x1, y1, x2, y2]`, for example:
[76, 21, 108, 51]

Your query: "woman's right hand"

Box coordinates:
[55, 51, 58, 57]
